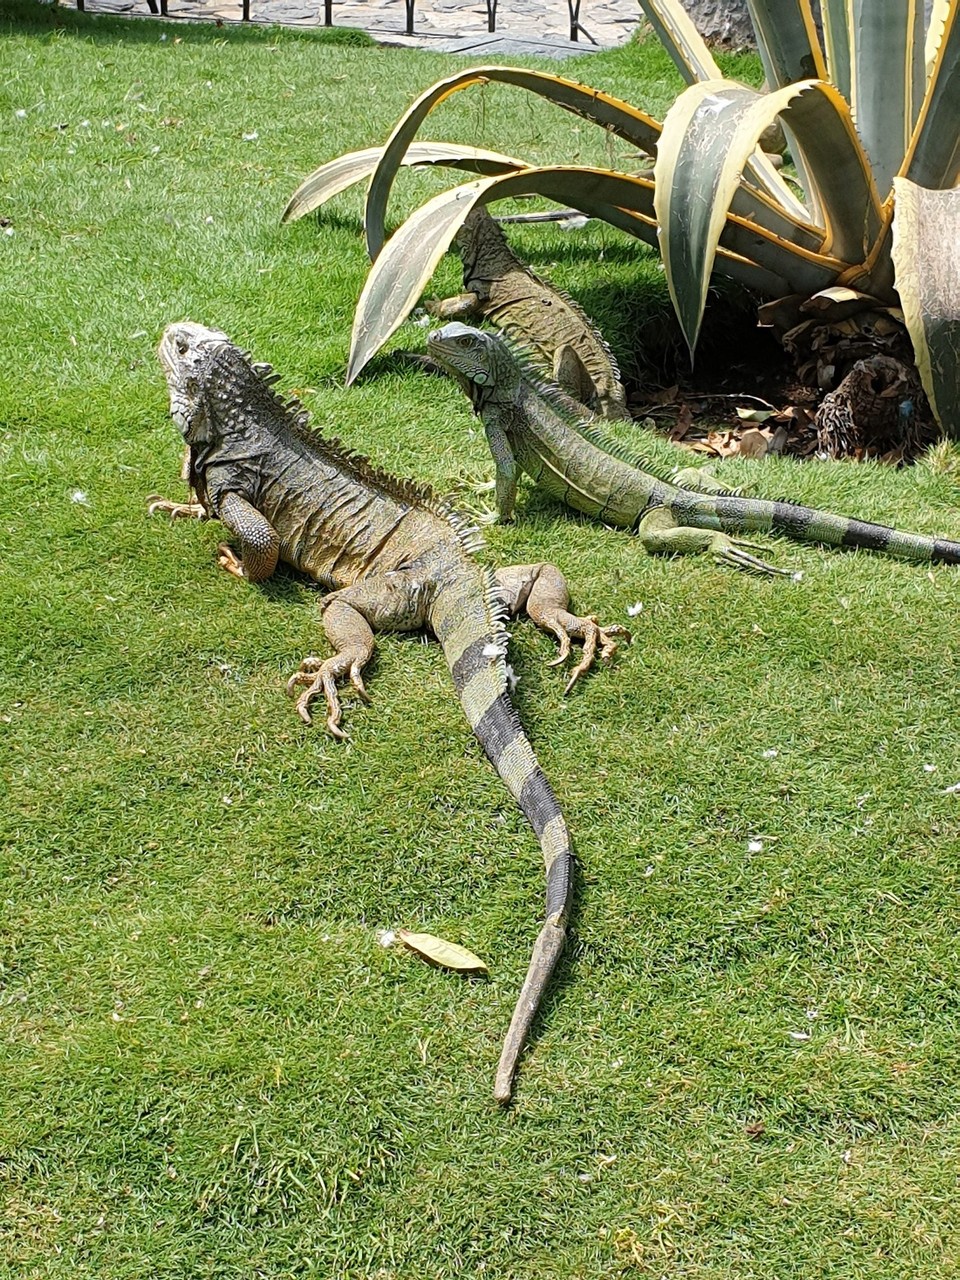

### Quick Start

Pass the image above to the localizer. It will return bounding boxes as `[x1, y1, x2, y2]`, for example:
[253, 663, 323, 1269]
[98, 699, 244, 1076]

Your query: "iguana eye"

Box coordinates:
[177, 338, 189, 355]
[457, 336, 473, 347]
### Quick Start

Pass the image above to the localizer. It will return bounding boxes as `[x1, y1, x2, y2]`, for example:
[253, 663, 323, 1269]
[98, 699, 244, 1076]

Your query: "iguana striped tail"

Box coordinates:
[670, 489, 960, 563]
[430, 571, 573, 1105]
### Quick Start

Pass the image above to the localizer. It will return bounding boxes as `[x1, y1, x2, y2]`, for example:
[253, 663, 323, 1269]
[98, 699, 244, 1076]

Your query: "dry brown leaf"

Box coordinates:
[705, 430, 740, 458]
[735, 407, 775, 423]
[738, 428, 770, 459]
[397, 929, 488, 975]
[671, 401, 694, 440]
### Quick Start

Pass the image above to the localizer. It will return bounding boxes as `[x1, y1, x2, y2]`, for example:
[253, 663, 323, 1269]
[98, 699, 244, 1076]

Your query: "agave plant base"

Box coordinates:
[627, 290, 937, 468]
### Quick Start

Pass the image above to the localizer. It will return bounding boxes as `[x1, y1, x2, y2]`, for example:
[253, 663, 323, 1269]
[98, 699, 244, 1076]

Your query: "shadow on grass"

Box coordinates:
[1, 0, 374, 46]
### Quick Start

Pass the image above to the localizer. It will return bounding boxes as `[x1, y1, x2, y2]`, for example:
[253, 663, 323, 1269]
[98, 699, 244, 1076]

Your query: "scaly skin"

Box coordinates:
[426, 323, 960, 573]
[425, 206, 630, 421]
[151, 321, 628, 1103]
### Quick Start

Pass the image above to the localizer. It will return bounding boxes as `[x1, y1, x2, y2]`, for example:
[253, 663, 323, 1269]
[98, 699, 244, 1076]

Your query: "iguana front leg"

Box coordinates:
[214, 492, 281, 583]
[147, 495, 208, 520]
[637, 506, 796, 577]
[484, 421, 519, 522]
[495, 563, 630, 692]
[423, 291, 483, 322]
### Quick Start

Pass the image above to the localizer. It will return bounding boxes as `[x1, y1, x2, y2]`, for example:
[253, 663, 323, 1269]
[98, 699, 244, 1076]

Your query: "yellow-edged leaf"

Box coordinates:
[820, 0, 852, 101]
[847, 0, 925, 193]
[902, 0, 960, 187]
[636, 0, 724, 83]
[746, 0, 826, 87]
[638, 0, 811, 221]
[655, 78, 883, 354]
[363, 66, 664, 260]
[891, 176, 960, 438]
[281, 143, 527, 225]
[398, 929, 489, 974]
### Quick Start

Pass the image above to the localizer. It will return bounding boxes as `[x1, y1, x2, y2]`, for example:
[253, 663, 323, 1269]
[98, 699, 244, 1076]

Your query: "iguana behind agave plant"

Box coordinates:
[425, 205, 630, 421]
[149, 321, 628, 1104]
[427, 323, 960, 573]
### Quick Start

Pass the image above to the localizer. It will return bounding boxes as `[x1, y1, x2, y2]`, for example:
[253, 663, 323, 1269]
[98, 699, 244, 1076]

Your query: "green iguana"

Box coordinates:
[149, 321, 628, 1104]
[424, 205, 630, 422]
[426, 322, 960, 573]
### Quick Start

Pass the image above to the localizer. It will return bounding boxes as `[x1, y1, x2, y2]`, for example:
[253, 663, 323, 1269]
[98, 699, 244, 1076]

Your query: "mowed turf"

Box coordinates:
[1, 4, 959, 1276]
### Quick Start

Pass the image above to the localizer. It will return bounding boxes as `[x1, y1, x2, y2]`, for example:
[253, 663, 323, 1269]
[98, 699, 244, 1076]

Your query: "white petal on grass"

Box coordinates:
[626, 601, 644, 617]
[923, 763, 937, 773]
[70, 490, 89, 505]
[747, 838, 764, 853]
[788, 1029, 811, 1041]
[242, 131, 259, 142]
[377, 929, 397, 947]
[762, 748, 778, 759]
[15, 109, 27, 119]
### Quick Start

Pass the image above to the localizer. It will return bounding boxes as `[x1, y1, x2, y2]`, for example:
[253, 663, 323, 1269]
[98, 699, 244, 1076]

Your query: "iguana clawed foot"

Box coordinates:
[146, 493, 206, 520]
[542, 613, 631, 693]
[286, 654, 371, 737]
[494, 563, 629, 693]
[709, 533, 797, 578]
[216, 542, 247, 580]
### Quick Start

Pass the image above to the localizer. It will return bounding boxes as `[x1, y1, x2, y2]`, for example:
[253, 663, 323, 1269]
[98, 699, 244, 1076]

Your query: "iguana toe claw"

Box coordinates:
[146, 494, 206, 520]
[562, 621, 630, 693]
[537, 613, 629, 691]
[713, 537, 796, 577]
[216, 542, 246, 579]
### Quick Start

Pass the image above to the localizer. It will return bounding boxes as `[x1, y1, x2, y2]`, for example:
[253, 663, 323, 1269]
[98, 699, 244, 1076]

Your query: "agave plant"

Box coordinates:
[284, 0, 960, 438]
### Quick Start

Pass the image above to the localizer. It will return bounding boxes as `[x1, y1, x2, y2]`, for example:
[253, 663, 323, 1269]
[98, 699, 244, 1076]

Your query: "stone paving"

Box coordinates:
[81, 0, 643, 57]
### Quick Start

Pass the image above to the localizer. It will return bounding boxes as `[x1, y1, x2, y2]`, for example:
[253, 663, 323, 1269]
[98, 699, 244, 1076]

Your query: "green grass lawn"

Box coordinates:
[2, 4, 960, 1276]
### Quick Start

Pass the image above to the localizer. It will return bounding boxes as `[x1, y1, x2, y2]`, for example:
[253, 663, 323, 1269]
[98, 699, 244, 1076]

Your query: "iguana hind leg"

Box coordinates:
[637, 506, 795, 577]
[495, 563, 630, 693]
[287, 596, 375, 737]
[287, 573, 426, 736]
[554, 343, 599, 410]
[672, 466, 742, 497]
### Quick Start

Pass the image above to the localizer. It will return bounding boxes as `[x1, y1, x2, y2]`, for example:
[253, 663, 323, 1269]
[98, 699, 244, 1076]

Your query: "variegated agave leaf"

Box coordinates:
[362, 65, 663, 260]
[891, 177, 960, 438]
[654, 77, 887, 354]
[281, 143, 529, 225]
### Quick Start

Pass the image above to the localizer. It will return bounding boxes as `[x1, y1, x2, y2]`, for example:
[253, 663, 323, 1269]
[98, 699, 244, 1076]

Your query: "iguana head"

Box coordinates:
[158, 321, 230, 443]
[426, 322, 505, 399]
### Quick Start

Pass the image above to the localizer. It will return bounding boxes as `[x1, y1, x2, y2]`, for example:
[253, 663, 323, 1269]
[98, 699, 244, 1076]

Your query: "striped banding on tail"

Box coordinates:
[433, 574, 575, 1099]
[673, 491, 960, 565]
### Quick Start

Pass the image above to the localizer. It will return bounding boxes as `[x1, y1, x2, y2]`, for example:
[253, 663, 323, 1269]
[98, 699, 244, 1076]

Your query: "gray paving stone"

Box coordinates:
[79, 0, 642, 55]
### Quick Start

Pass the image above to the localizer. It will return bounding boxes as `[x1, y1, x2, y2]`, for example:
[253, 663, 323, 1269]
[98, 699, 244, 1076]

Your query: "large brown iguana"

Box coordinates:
[425, 205, 630, 421]
[149, 321, 628, 1104]
[426, 322, 960, 573]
